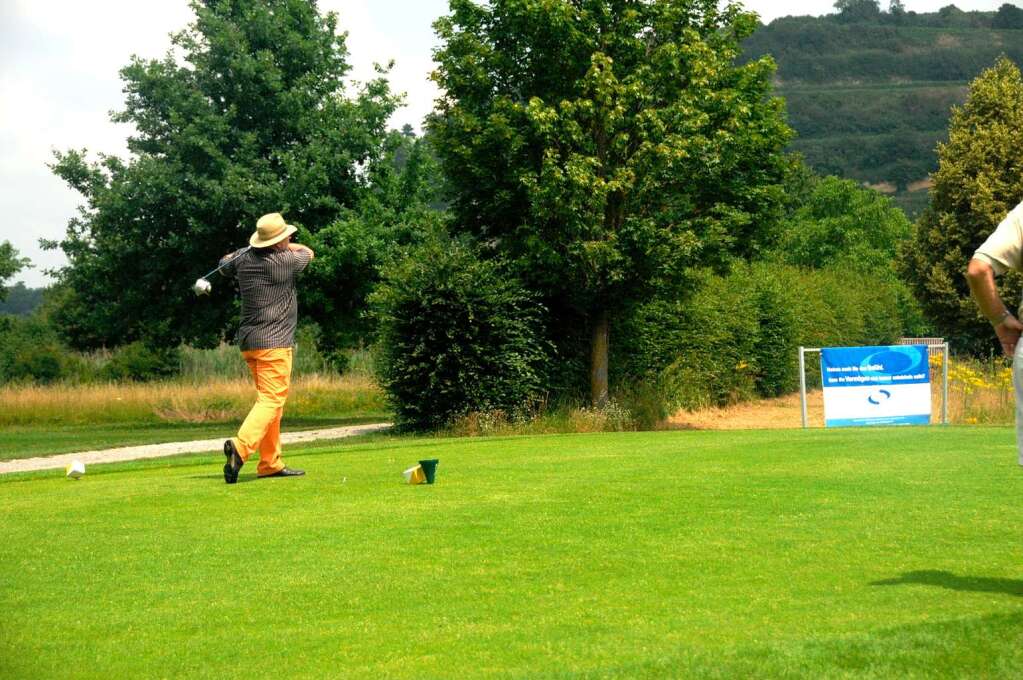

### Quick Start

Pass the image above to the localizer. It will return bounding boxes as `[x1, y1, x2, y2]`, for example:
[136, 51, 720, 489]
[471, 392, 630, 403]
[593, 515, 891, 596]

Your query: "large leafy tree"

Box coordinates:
[48, 0, 400, 350]
[301, 126, 446, 358]
[833, 0, 881, 22]
[430, 0, 792, 404]
[901, 57, 1023, 353]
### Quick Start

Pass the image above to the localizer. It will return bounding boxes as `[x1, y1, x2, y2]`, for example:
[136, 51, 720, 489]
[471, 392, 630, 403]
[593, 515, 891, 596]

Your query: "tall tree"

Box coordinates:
[833, 0, 882, 22]
[901, 57, 1023, 352]
[0, 242, 30, 303]
[994, 3, 1023, 29]
[48, 0, 400, 350]
[430, 0, 792, 404]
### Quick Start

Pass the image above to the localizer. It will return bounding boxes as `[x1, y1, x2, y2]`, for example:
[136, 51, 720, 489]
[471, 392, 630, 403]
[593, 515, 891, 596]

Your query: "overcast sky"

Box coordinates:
[0, 0, 1012, 287]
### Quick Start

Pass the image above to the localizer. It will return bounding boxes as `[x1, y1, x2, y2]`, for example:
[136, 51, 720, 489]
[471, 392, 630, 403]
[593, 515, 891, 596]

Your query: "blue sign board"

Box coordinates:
[820, 345, 931, 428]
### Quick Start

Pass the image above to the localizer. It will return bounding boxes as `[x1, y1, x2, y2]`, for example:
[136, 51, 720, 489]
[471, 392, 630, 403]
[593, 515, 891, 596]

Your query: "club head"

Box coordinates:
[193, 278, 212, 296]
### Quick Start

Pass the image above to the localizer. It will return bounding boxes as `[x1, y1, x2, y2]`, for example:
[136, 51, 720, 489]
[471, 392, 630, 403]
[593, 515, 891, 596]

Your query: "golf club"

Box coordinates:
[193, 246, 252, 296]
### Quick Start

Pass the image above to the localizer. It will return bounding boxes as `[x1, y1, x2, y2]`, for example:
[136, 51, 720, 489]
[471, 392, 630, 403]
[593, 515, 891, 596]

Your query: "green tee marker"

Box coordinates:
[418, 459, 439, 484]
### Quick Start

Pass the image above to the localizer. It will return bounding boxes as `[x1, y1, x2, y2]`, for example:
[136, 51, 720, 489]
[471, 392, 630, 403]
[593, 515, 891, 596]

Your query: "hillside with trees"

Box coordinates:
[742, 1, 1023, 216]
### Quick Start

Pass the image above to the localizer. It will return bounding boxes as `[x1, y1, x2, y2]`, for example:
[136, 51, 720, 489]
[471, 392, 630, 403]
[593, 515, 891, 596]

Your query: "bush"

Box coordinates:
[101, 343, 181, 382]
[748, 264, 802, 397]
[0, 315, 74, 385]
[5, 344, 65, 384]
[612, 262, 916, 413]
[372, 237, 551, 431]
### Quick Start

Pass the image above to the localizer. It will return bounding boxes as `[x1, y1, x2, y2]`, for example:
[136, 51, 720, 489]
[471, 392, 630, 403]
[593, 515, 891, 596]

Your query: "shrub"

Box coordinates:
[372, 237, 551, 431]
[660, 273, 761, 411]
[101, 342, 181, 382]
[5, 344, 65, 384]
[748, 263, 802, 397]
[0, 315, 72, 385]
[612, 262, 916, 413]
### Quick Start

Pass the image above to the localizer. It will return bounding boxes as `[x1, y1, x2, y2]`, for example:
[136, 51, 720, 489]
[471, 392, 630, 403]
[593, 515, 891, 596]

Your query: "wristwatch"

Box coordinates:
[993, 309, 1012, 327]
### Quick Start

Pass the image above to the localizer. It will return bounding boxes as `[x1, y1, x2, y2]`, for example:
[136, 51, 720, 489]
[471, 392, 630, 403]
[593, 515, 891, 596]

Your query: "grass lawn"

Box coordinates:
[0, 416, 389, 461]
[2, 426, 1023, 678]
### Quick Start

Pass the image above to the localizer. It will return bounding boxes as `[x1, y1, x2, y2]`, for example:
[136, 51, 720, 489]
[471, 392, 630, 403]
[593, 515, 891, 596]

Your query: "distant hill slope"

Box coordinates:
[742, 3, 1023, 216]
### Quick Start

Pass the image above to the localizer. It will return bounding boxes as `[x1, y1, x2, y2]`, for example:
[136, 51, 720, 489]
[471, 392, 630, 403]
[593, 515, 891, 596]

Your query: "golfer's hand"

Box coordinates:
[995, 316, 1023, 357]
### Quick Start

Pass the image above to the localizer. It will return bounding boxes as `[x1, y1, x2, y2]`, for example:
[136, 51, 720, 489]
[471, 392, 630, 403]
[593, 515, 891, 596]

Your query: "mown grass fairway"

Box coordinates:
[3, 427, 1023, 678]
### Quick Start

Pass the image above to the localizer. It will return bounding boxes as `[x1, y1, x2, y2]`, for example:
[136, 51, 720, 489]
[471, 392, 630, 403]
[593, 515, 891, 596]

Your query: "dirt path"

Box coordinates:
[667, 391, 825, 430]
[0, 423, 392, 475]
[666, 387, 957, 430]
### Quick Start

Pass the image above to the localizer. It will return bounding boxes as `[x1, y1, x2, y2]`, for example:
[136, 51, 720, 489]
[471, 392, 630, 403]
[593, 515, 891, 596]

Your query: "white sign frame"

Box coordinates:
[798, 343, 949, 429]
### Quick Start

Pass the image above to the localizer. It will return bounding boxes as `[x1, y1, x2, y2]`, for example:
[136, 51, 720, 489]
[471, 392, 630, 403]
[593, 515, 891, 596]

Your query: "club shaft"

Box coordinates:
[201, 246, 251, 279]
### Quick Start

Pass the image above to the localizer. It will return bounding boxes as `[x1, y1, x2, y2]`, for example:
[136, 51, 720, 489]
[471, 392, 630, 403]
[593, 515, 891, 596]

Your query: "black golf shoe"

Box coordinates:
[259, 467, 305, 478]
[223, 439, 243, 484]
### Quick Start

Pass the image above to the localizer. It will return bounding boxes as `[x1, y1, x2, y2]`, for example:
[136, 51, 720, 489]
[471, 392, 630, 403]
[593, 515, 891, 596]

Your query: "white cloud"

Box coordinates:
[1, 1, 193, 286]
[325, 0, 442, 131]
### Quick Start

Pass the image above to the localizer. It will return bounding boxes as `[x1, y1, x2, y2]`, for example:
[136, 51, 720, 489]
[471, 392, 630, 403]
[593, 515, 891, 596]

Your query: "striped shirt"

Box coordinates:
[219, 247, 312, 350]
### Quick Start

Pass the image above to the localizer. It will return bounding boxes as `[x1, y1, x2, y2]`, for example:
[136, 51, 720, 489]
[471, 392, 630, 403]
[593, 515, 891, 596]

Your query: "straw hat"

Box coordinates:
[250, 213, 297, 248]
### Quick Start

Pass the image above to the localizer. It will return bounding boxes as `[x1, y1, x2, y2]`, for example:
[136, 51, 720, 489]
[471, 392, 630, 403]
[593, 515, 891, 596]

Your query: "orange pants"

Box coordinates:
[232, 348, 292, 476]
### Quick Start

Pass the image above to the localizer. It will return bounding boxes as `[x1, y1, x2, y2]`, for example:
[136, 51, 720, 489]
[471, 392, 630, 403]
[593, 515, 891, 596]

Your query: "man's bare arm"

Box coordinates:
[966, 257, 1023, 356]
[286, 242, 313, 260]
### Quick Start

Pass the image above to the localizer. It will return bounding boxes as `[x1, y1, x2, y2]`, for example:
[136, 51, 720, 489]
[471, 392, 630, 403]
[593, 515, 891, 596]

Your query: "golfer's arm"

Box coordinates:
[966, 258, 1012, 324]
[289, 243, 315, 260]
[218, 252, 236, 276]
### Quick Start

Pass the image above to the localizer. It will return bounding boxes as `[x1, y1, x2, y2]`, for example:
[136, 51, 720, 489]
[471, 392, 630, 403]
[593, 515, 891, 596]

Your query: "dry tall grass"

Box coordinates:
[446, 400, 637, 437]
[0, 375, 386, 426]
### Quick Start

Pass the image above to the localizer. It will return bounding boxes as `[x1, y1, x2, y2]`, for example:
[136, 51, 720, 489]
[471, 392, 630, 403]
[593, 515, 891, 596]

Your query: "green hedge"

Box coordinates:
[372, 238, 551, 431]
[611, 262, 919, 412]
[0, 315, 77, 385]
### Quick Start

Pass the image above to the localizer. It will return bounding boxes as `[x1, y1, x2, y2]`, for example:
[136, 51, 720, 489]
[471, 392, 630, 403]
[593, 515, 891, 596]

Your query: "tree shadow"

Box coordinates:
[870, 570, 1023, 597]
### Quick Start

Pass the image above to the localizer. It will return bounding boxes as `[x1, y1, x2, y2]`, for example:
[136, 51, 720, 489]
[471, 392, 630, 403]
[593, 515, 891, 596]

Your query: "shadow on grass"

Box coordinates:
[187, 472, 266, 484]
[871, 570, 1023, 597]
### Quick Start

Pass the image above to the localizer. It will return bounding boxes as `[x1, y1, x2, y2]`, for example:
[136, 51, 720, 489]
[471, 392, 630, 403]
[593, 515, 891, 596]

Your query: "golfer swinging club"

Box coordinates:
[967, 200, 1023, 465]
[221, 212, 315, 484]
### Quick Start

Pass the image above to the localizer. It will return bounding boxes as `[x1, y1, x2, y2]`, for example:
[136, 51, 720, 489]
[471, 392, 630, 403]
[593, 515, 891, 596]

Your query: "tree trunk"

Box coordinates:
[590, 308, 609, 407]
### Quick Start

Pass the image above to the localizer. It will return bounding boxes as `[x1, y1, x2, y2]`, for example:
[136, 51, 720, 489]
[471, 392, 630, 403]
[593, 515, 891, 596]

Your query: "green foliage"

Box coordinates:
[372, 237, 550, 431]
[176, 325, 363, 381]
[100, 343, 182, 382]
[0, 242, 30, 302]
[610, 166, 924, 412]
[772, 175, 913, 271]
[612, 263, 913, 411]
[0, 283, 45, 316]
[47, 0, 401, 351]
[901, 57, 1023, 353]
[834, 0, 882, 23]
[430, 0, 793, 400]
[995, 3, 1023, 29]
[301, 131, 446, 354]
[0, 315, 73, 385]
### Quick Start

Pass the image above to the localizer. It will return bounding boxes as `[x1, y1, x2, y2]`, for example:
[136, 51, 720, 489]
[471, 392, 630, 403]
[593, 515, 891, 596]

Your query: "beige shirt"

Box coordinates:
[974, 201, 1023, 275]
